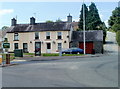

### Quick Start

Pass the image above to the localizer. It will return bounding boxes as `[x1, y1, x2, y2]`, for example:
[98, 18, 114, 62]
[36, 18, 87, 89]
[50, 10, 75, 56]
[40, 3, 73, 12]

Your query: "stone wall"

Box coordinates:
[94, 41, 103, 53]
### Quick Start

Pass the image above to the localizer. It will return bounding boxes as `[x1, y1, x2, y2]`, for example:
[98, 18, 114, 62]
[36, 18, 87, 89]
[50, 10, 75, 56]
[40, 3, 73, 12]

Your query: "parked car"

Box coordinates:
[62, 47, 83, 54]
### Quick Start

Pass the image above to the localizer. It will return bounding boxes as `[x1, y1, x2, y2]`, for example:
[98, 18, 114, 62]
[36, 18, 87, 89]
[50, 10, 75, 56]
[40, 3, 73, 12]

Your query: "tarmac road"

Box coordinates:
[2, 31, 119, 87]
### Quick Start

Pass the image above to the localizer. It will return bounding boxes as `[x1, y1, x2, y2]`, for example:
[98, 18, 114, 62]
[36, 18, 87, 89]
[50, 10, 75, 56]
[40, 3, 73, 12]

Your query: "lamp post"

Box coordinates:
[83, 0, 86, 55]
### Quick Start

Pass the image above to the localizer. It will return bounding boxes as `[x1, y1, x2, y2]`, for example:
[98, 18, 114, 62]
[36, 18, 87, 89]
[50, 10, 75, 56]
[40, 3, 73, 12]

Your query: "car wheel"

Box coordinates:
[77, 52, 80, 54]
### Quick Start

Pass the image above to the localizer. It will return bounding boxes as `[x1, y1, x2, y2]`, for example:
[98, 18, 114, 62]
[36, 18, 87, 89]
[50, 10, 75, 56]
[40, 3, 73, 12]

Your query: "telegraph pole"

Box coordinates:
[83, 0, 86, 55]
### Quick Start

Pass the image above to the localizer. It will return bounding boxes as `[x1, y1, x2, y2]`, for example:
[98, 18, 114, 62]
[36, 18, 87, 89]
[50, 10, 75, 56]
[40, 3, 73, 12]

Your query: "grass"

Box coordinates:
[62, 54, 84, 56]
[42, 53, 84, 57]
[1, 53, 84, 61]
[23, 53, 35, 56]
[1, 53, 34, 61]
[42, 53, 59, 56]
[2, 53, 15, 61]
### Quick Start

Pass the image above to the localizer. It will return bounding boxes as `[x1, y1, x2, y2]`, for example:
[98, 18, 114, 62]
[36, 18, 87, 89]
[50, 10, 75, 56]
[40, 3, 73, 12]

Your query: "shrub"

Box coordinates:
[116, 30, 120, 46]
[112, 24, 120, 32]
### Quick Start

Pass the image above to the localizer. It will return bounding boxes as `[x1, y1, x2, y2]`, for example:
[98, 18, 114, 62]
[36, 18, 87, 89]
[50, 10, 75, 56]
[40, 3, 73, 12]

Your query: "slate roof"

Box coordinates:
[7, 22, 72, 33]
[71, 30, 103, 42]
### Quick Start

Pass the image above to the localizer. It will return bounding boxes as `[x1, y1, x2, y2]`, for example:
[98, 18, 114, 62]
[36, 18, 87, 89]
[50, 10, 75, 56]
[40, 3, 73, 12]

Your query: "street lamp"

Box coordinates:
[83, 0, 86, 55]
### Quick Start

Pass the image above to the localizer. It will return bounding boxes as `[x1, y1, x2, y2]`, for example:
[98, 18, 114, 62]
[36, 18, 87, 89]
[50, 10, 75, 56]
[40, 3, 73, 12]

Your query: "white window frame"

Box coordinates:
[35, 32, 39, 39]
[57, 32, 62, 39]
[46, 32, 50, 39]
[14, 33, 19, 41]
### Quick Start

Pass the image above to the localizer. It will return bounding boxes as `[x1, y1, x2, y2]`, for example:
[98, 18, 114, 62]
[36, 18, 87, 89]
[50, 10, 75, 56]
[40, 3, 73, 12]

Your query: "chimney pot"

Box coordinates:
[67, 13, 72, 23]
[30, 17, 35, 25]
[11, 18, 17, 26]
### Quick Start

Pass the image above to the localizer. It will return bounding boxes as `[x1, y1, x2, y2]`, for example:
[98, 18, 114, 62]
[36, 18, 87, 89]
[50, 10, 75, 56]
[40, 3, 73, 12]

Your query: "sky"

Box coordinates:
[0, 1, 119, 29]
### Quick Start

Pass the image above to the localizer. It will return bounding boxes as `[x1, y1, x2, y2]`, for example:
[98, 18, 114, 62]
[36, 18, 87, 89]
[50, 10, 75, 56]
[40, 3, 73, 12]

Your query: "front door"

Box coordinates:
[35, 42, 41, 56]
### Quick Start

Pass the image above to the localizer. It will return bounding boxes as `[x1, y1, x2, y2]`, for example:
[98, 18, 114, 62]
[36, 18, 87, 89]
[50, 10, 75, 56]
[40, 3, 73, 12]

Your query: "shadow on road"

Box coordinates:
[105, 41, 115, 44]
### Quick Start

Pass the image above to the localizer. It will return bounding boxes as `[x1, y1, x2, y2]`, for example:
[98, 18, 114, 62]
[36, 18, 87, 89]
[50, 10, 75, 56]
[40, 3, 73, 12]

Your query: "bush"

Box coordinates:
[42, 53, 59, 56]
[116, 30, 120, 46]
[112, 24, 120, 32]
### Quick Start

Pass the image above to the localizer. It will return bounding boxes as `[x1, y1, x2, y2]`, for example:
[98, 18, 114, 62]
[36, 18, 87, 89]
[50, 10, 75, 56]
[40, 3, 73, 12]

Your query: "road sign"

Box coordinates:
[3, 43, 10, 48]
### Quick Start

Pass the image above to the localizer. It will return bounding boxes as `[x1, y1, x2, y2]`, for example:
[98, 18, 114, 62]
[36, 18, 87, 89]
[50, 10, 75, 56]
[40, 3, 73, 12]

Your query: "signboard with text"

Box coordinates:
[3, 43, 10, 48]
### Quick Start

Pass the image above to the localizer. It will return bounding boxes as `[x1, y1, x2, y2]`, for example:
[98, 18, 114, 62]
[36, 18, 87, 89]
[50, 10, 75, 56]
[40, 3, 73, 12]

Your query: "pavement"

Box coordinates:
[0, 54, 102, 67]
[15, 54, 101, 61]
[1, 31, 118, 67]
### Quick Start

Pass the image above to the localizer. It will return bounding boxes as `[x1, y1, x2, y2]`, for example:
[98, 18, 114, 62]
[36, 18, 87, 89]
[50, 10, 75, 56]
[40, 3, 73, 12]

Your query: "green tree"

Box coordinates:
[87, 2, 102, 30]
[112, 24, 120, 32]
[108, 7, 120, 32]
[78, 2, 107, 43]
[46, 20, 54, 23]
[2, 26, 9, 30]
[56, 18, 63, 22]
[78, 3, 88, 30]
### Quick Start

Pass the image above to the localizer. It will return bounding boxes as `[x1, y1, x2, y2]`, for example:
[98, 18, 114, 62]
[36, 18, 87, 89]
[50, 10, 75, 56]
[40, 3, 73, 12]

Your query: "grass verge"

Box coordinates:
[42, 53, 84, 56]
[2, 53, 15, 61]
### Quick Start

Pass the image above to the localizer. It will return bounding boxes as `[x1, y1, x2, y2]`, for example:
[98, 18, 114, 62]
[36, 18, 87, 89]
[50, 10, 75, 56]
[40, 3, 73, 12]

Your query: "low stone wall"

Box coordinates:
[94, 41, 103, 53]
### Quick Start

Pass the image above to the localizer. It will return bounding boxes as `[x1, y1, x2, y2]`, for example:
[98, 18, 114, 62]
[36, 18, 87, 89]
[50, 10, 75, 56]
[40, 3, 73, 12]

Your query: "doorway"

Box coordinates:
[35, 42, 41, 56]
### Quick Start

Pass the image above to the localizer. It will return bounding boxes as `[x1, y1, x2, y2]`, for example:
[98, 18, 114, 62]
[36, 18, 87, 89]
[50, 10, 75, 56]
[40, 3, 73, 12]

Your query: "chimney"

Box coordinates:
[67, 13, 72, 23]
[30, 17, 35, 25]
[11, 18, 17, 26]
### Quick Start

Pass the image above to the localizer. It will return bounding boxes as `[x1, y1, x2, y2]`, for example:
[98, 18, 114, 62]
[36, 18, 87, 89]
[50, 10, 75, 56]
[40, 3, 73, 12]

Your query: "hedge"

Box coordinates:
[116, 30, 120, 46]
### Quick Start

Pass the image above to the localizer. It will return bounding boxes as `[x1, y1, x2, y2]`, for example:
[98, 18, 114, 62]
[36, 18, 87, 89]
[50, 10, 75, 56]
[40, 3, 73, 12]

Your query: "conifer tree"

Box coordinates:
[87, 2, 102, 30]
[78, 2, 107, 43]
[78, 4, 88, 30]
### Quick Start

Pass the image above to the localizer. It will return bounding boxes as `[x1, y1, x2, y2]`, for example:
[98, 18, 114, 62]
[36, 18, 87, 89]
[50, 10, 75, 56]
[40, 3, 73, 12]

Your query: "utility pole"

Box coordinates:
[83, 0, 86, 55]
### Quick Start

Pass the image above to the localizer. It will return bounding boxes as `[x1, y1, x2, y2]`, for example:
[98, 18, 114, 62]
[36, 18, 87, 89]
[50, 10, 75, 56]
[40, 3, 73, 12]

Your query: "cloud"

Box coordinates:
[0, 9, 14, 16]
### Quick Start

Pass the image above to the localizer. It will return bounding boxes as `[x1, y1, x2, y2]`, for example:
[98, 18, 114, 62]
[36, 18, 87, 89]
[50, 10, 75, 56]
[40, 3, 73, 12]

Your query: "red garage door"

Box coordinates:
[79, 42, 93, 54]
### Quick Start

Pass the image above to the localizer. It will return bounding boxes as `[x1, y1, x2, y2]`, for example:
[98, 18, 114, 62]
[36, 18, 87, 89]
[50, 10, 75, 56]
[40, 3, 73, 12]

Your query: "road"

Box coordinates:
[2, 31, 118, 87]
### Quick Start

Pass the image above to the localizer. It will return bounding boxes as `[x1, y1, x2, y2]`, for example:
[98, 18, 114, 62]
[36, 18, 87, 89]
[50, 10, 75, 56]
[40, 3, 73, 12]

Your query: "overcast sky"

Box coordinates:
[0, 1, 119, 29]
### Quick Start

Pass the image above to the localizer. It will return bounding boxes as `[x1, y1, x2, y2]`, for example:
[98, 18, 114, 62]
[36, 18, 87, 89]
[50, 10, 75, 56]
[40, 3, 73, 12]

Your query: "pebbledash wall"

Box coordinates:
[6, 31, 70, 53]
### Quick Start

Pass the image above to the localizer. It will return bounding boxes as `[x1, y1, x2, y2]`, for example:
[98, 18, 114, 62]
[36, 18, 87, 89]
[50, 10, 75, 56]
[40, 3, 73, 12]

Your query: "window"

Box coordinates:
[46, 32, 50, 39]
[23, 43, 28, 53]
[57, 32, 62, 39]
[14, 33, 19, 41]
[58, 43, 62, 51]
[14, 43, 18, 49]
[35, 32, 39, 39]
[47, 43, 51, 49]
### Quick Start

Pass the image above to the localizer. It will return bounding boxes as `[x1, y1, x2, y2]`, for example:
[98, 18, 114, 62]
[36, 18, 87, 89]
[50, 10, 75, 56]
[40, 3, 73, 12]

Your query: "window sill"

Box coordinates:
[34, 39, 40, 40]
[56, 39, 63, 40]
[45, 39, 51, 40]
[14, 40, 19, 41]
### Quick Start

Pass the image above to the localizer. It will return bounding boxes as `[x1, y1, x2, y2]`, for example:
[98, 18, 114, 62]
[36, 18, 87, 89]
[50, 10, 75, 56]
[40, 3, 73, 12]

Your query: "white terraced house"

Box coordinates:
[6, 15, 74, 55]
